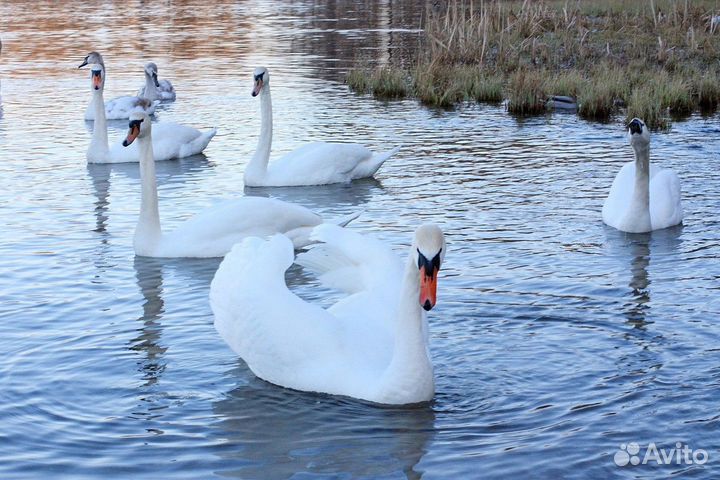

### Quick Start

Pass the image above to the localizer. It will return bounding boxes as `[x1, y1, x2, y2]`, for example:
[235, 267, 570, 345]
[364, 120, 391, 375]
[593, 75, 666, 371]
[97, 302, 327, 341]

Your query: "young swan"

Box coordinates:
[121, 112, 359, 258]
[211, 224, 446, 405]
[602, 118, 683, 233]
[138, 62, 176, 102]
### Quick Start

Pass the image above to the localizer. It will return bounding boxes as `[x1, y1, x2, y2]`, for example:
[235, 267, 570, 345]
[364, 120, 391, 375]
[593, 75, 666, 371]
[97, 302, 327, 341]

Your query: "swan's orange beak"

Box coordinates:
[91, 70, 102, 90]
[419, 266, 438, 311]
[122, 120, 142, 147]
[252, 78, 264, 97]
[418, 250, 441, 311]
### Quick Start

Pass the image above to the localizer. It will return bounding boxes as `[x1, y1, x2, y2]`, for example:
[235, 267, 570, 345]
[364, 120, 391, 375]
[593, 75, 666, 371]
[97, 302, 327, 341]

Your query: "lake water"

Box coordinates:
[1, 1, 719, 478]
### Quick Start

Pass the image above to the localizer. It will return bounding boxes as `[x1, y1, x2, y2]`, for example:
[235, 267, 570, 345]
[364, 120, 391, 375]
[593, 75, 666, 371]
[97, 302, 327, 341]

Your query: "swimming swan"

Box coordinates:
[81, 61, 216, 163]
[80, 52, 157, 120]
[244, 67, 400, 187]
[122, 112, 360, 258]
[138, 62, 176, 102]
[602, 118, 683, 233]
[211, 224, 445, 405]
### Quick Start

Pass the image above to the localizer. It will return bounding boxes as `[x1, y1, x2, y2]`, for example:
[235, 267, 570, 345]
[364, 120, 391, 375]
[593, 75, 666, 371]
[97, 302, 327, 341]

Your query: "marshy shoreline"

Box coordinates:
[347, 0, 720, 129]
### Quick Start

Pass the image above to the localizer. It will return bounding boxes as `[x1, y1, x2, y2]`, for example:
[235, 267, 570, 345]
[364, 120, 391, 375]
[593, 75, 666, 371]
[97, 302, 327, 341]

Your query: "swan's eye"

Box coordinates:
[254, 72, 265, 82]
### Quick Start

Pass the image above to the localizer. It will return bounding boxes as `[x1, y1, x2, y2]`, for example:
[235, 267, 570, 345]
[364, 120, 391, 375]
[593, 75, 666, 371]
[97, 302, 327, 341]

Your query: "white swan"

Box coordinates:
[138, 62, 176, 102]
[603, 118, 683, 233]
[81, 62, 216, 163]
[123, 112, 359, 258]
[244, 67, 400, 187]
[211, 223, 446, 405]
[80, 52, 157, 120]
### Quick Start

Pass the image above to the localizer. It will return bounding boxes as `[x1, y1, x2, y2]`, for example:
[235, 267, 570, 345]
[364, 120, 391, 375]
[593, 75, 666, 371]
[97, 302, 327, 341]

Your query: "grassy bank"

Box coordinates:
[347, 0, 720, 129]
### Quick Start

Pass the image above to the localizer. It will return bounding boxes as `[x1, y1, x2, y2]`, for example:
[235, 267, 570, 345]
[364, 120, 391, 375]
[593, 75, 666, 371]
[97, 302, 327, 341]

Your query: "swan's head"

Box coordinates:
[78, 51, 104, 69]
[144, 62, 160, 87]
[627, 118, 650, 147]
[85, 64, 104, 91]
[252, 67, 269, 97]
[413, 224, 445, 311]
[122, 112, 151, 147]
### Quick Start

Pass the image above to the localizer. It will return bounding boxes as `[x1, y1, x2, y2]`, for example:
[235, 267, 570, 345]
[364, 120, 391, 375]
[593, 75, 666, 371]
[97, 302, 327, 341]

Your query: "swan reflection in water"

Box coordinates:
[129, 254, 219, 397]
[604, 224, 683, 328]
[130, 256, 168, 388]
[244, 177, 384, 211]
[212, 368, 436, 480]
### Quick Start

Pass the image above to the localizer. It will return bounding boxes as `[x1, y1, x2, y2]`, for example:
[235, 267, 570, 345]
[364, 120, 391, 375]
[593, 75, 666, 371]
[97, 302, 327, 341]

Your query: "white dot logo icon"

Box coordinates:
[614, 442, 641, 466]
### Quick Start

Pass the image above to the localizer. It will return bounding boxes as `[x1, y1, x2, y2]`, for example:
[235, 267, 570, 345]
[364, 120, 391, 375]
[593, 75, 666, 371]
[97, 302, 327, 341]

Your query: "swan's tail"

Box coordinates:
[296, 225, 361, 293]
[179, 128, 218, 158]
[285, 210, 362, 249]
[354, 145, 401, 179]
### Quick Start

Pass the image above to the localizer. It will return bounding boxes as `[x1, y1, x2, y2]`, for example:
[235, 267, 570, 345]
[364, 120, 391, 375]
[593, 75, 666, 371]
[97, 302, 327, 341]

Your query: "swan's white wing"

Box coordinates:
[266, 142, 373, 185]
[602, 161, 634, 229]
[211, 235, 369, 394]
[296, 224, 402, 350]
[150, 122, 215, 159]
[158, 79, 175, 94]
[159, 197, 321, 257]
[105, 123, 216, 162]
[296, 224, 402, 294]
[650, 167, 683, 229]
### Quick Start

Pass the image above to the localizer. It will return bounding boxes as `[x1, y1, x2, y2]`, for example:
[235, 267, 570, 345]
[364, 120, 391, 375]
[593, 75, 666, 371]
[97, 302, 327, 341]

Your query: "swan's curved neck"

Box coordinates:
[245, 87, 273, 183]
[88, 89, 109, 159]
[144, 73, 158, 100]
[378, 252, 434, 400]
[135, 133, 162, 254]
[627, 142, 651, 231]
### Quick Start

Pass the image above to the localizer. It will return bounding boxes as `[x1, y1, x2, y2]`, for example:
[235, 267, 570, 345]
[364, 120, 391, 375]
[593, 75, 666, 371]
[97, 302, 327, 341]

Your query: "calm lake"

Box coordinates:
[1, 1, 719, 478]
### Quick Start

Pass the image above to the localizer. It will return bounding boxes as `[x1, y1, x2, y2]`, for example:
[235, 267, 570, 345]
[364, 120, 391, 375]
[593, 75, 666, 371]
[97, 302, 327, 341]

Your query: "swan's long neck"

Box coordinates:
[88, 89, 109, 160]
[135, 133, 162, 254]
[144, 73, 158, 100]
[245, 87, 273, 184]
[626, 142, 652, 231]
[377, 253, 434, 402]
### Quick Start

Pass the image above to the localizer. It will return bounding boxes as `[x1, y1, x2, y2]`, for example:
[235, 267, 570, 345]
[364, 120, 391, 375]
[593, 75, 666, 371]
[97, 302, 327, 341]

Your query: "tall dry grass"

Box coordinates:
[347, 0, 720, 128]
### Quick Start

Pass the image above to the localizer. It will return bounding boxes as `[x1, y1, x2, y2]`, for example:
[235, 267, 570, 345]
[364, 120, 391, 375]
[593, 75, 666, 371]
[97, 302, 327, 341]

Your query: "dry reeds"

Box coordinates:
[347, 0, 720, 128]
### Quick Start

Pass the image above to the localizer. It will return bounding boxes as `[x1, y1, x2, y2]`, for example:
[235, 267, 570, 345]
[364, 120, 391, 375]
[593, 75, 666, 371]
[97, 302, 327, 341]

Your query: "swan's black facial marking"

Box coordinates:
[91, 69, 103, 90]
[417, 248, 442, 277]
[78, 56, 89, 68]
[628, 119, 644, 135]
[122, 118, 144, 147]
[252, 71, 266, 97]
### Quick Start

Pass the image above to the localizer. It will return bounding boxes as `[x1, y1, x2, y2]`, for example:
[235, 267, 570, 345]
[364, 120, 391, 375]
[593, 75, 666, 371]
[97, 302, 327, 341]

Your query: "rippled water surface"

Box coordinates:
[1, 1, 719, 478]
